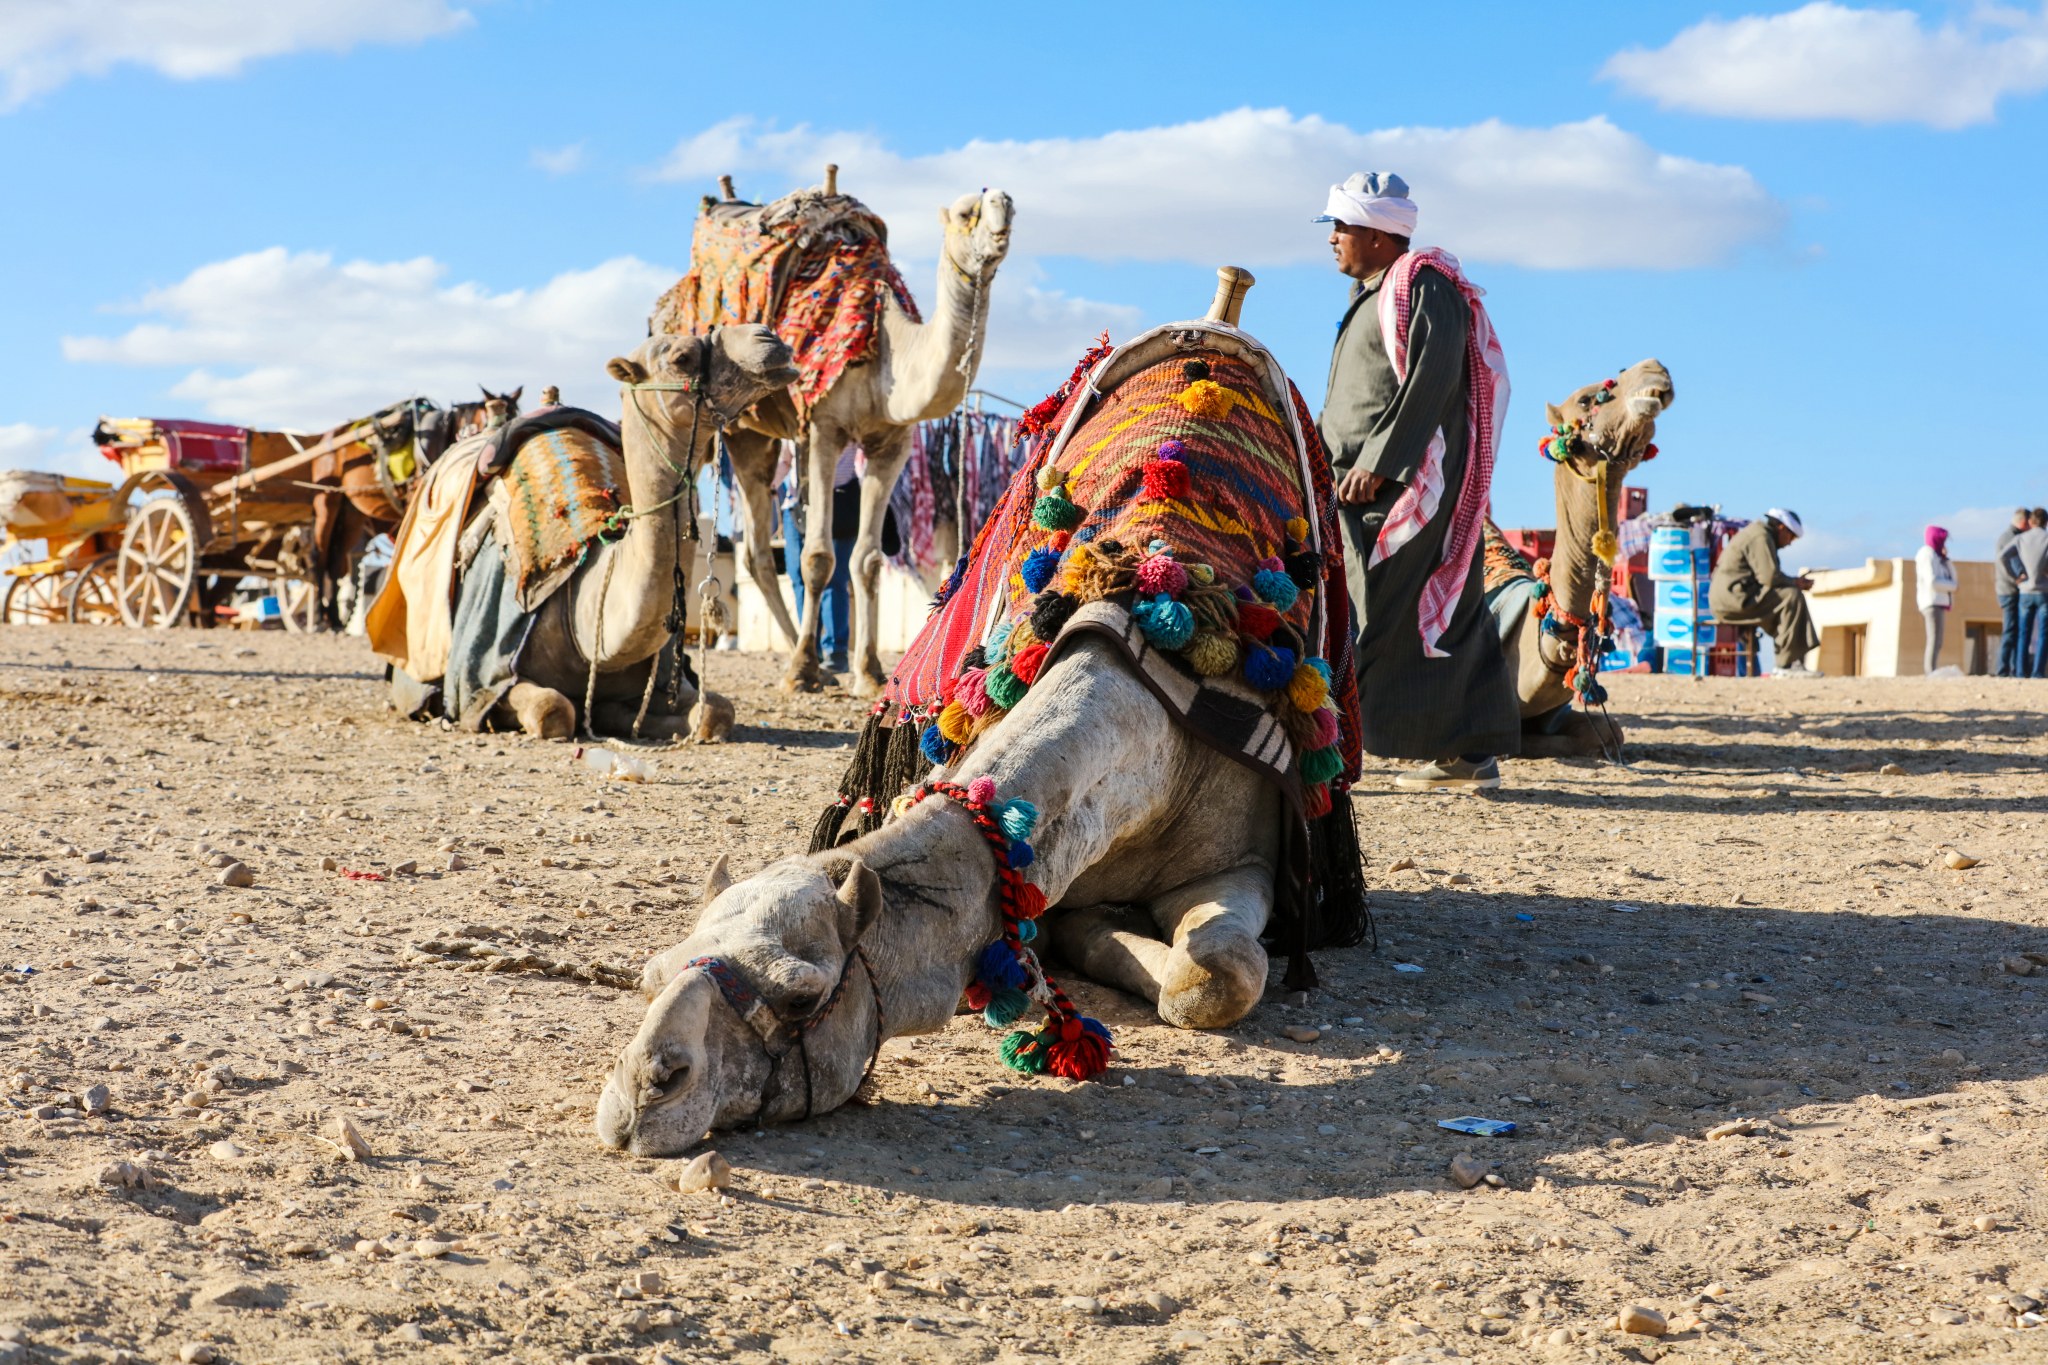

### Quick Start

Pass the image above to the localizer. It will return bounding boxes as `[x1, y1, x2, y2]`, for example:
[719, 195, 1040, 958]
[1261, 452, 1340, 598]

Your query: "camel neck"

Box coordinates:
[586, 390, 696, 667]
[1551, 459, 1617, 623]
[879, 242, 991, 425]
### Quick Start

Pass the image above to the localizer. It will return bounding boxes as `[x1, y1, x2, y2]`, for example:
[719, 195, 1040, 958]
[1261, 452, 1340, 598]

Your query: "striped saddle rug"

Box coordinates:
[497, 424, 627, 611]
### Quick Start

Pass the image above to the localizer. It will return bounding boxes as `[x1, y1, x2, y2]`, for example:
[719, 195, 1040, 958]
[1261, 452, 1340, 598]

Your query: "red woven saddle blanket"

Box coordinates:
[650, 192, 920, 414]
[887, 332, 1361, 812]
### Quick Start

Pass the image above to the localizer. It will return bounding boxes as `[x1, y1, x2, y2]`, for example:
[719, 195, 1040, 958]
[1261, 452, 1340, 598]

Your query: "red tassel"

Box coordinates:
[965, 982, 992, 1010]
[1051, 530, 1071, 551]
[1015, 883, 1047, 919]
[1010, 642, 1049, 684]
[1141, 461, 1190, 500]
[1303, 782, 1331, 819]
[940, 676, 960, 703]
[1046, 1030, 1110, 1081]
[1237, 602, 1280, 640]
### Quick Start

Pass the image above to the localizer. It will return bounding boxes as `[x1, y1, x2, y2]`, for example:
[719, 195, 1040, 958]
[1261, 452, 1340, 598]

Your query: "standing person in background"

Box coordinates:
[778, 444, 855, 674]
[1996, 507, 2030, 676]
[2001, 509, 2048, 678]
[1916, 525, 1957, 675]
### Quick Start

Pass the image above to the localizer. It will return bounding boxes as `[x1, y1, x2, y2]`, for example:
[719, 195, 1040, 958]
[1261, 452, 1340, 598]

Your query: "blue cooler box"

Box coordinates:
[1648, 525, 1710, 579]
[1655, 612, 1715, 648]
[1652, 578, 1713, 614]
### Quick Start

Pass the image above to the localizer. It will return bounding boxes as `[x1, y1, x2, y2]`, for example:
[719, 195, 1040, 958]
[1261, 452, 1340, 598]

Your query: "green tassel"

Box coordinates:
[1301, 744, 1342, 785]
[1032, 487, 1082, 531]
[983, 986, 1029, 1028]
[1000, 1029, 1051, 1074]
[985, 663, 1027, 710]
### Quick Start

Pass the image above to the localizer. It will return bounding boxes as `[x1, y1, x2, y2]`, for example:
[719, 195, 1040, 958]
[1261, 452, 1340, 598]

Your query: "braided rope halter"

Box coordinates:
[680, 943, 884, 1128]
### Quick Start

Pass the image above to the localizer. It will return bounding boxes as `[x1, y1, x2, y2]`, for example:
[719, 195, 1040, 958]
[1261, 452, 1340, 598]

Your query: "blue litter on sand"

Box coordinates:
[1393, 963, 1425, 973]
[1439, 1117, 1517, 1138]
[1515, 913, 1534, 922]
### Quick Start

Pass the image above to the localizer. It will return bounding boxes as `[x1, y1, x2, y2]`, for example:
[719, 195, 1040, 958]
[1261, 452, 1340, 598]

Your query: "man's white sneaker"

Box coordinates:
[1394, 757, 1502, 790]
[1771, 662, 1825, 678]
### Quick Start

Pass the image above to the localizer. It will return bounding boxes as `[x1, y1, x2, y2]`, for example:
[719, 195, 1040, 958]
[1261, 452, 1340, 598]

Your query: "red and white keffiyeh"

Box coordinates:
[1367, 248, 1510, 658]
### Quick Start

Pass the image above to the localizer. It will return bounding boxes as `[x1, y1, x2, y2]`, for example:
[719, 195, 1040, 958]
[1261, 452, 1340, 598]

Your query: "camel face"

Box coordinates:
[607, 327, 797, 429]
[1551, 357, 1674, 478]
[594, 858, 882, 1155]
[942, 187, 1014, 278]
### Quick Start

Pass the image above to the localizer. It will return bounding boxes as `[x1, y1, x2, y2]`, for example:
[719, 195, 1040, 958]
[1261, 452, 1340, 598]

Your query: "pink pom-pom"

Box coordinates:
[1311, 707, 1340, 748]
[1260, 555, 1283, 572]
[1134, 554, 1188, 597]
[957, 668, 991, 717]
[967, 776, 998, 806]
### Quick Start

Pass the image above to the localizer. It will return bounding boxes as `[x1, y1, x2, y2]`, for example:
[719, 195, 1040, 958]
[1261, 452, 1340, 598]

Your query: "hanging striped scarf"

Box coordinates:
[1367, 248, 1510, 658]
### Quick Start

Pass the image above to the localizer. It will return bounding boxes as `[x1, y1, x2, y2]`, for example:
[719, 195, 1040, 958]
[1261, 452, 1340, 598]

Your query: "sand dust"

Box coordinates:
[2, 627, 2045, 1364]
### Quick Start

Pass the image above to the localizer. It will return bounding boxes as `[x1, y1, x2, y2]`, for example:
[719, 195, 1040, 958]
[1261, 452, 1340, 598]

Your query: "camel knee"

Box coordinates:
[506, 682, 575, 739]
[689, 690, 735, 743]
[1157, 909, 1267, 1030]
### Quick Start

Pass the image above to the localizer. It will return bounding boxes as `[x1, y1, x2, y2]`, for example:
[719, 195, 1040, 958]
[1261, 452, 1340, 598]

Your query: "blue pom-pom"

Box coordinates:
[1244, 644, 1296, 691]
[919, 722, 954, 764]
[1133, 594, 1195, 650]
[1021, 547, 1060, 594]
[1307, 656, 1332, 685]
[1079, 1016, 1110, 1042]
[989, 620, 1015, 654]
[1008, 840, 1035, 868]
[1252, 568, 1299, 611]
[977, 941, 1026, 990]
[1017, 918, 1038, 943]
[983, 986, 1030, 1028]
[998, 798, 1038, 842]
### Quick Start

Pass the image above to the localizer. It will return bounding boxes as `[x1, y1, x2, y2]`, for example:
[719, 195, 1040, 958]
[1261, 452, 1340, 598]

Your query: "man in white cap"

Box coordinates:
[1708, 509, 1822, 676]
[1314, 172, 1518, 789]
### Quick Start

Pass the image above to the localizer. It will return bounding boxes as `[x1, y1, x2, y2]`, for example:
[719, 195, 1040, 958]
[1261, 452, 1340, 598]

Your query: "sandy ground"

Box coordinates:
[2, 626, 2047, 1365]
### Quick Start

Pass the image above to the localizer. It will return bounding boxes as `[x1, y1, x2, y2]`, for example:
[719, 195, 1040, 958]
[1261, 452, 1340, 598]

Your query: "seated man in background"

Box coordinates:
[1710, 508, 1821, 677]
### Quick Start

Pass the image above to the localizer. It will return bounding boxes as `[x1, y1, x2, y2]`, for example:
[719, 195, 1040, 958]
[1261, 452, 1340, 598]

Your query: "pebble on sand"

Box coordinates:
[1617, 1306, 1667, 1336]
[670, 1151, 732, 1194]
[1282, 1025, 1321, 1043]
[178, 1346, 216, 1364]
[1448, 1153, 1487, 1189]
[216, 863, 254, 888]
[324, 1115, 373, 1161]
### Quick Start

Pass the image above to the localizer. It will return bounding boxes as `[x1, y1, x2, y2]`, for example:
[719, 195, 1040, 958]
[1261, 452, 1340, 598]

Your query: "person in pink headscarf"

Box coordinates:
[1916, 525, 1958, 674]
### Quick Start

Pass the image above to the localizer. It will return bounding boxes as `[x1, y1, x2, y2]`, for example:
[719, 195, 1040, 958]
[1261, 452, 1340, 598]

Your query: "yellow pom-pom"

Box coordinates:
[1186, 631, 1238, 676]
[937, 701, 973, 743]
[1287, 660, 1329, 713]
[1186, 563, 1216, 586]
[1006, 618, 1039, 658]
[1036, 463, 1062, 492]
[1285, 517, 1310, 542]
[1177, 379, 1234, 420]
[1591, 528, 1619, 565]
[890, 793, 919, 819]
[1062, 544, 1096, 591]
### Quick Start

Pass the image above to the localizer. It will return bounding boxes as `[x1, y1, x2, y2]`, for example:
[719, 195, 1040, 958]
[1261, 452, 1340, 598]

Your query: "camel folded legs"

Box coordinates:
[1050, 864, 1271, 1030]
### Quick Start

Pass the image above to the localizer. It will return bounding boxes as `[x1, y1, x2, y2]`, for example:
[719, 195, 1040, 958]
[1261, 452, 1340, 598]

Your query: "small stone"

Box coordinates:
[1446, 872, 1473, 885]
[320, 856, 338, 871]
[1282, 1025, 1321, 1044]
[870, 1270, 897, 1291]
[1061, 1295, 1103, 1314]
[1389, 857, 1416, 872]
[1879, 762, 1906, 776]
[389, 1324, 425, 1343]
[83, 849, 107, 864]
[1142, 1176, 1174, 1197]
[1618, 1305, 1667, 1336]
[37, 869, 59, 887]
[1142, 1291, 1180, 1314]
[1168, 1329, 1211, 1345]
[1700, 1282, 1728, 1299]
[216, 863, 254, 888]
[2004, 957, 2038, 977]
[446, 853, 469, 871]
[192, 1280, 268, 1310]
[205, 852, 236, 868]
[1974, 1215, 1999, 1232]
[1483, 1172, 1507, 1188]
[181, 1090, 210, 1108]
[1246, 1250, 1280, 1267]
[1946, 850, 1980, 870]
[392, 861, 417, 876]
[96, 1160, 154, 1189]
[1930, 1309, 1968, 1325]
[1448, 1153, 1486, 1189]
[208, 1141, 245, 1160]
[179, 1345, 217, 1364]
[88, 1015, 115, 1032]
[324, 1114, 373, 1161]
[671, 1151, 731, 1193]
[365, 997, 391, 1011]
[631, 1269, 662, 1294]
[1705, 1119, 1756, 1140]
[81, 1083, 109, 1113]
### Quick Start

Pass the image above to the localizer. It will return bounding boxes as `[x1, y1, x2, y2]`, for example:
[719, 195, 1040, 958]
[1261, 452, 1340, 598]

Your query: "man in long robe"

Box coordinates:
[1315, 173, 1519, 790]
[1708, 509, 1821, 675]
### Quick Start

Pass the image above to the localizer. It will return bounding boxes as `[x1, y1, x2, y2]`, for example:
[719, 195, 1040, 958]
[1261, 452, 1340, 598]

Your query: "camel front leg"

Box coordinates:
[779, 423, 837, 695]
[724, 427, 801, 651]
[1050, 865, 1271, 1030]
[848, 428, 911, 697]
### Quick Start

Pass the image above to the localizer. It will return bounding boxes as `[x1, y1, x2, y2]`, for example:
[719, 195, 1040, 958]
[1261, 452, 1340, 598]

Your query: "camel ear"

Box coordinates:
[699, 853, 733, 907]
[834, 857, 884, 950]
[1544, 402, 1566, 426]
[608, 357, 648, 384]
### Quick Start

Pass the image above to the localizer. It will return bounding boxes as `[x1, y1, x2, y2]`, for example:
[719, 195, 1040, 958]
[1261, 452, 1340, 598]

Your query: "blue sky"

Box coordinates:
[3, 0, 2045, 568]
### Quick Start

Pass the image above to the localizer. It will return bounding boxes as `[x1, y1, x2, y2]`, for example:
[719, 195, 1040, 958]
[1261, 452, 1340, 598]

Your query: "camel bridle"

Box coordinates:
[674, 945, 884, 1129]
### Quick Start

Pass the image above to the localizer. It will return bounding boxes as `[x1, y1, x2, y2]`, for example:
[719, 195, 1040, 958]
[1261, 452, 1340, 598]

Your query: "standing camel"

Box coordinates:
[1496, 358, 1674, 757]
[711, 181, 1014, 697]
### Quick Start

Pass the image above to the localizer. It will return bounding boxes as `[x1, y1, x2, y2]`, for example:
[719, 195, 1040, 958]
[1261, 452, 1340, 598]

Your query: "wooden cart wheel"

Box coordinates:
[116, 497, 198, 628]
[277, 578, 320, 633]
[0, 573, 67, 625]
[65, 555, 120, 625]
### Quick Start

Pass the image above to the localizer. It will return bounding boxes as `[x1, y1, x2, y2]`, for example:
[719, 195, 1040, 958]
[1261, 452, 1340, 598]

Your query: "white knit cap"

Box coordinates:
[1313, 172, 1418, 237]
[1768, 508, 1803, 537]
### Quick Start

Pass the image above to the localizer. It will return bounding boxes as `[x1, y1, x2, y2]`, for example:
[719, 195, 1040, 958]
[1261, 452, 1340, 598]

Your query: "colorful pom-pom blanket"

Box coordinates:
[886, 325, 1361, 813]
[649, 191, 920, 416]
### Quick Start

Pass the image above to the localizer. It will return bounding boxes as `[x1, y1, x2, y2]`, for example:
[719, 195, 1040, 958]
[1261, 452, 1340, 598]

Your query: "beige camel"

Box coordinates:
[488, 327, 797, 739]
[1499, 359, 1674, 758]
[719, 183, 1014, 697]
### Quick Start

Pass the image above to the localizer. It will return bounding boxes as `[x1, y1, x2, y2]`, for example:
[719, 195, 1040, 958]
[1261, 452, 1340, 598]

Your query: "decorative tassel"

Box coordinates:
[1306, 787, 1373, 952]
[1301, 744, 1343, 785]
[937, 701, 973, 743]
[1185, 631, 1238, 676]
[964, 981, 992, 1011]
[1008, 840, 1035, 868]
[957, 668, 992, 716]
[1029, 591, 1078, 642]
[1017, 918, 1038, 943]
[1133, 594, 1194, 650]
[1021, 546, 1061, 593]
[1141, 461, 1190, 500]
[988, 619, 1015, 655]
[983, 987, 1030, 1028]
[1591, 527, 1619, 565]
[1236, 602, 1280, 640]
[961, 644, 988, 672]
[809, 708, 892, 853]
[1286, 660, 1328, 713]
[1001, 1029, 1051, 1075]
[966, 776, 998, 805]
[985, 663, 1027, 710]
[1307, 657, 1332, 685]
[876, 718, 926, 816]
[1311, 706, 1340, 748]
[1009, 641, 1049, 684]
[1032, 484, 1082, 531]
[1045, 1017, 1111, 1081]
[1186, 563, 1216, 586]
[1245, 643, 1296, 691]
[977, 941, 1025, 990]
[1303, 782, 1331, 819]
[1015, 883, 1048, 919]
[919, 722, 955, 765]
[997, 798, 1038, 842]
[1178, 379, 1233, 420]
[1134, 553, 1188, 598]
[1283, 548, 1323, 588]
[1252, 568, 1299, 611]
[1284, 516, 1310, 541]
[1157, 438, 1187, 460]
[1006, 618, 1039, 658]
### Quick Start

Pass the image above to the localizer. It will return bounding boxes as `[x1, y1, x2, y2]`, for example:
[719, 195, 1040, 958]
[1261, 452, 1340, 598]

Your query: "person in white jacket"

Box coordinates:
[1916, 525, 1958, 674]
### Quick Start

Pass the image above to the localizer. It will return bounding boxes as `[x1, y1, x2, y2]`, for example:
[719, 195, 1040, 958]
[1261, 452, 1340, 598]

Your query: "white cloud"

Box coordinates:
[530, 141, 586, 176]
[1602, 2, 2048, 128]
[0, 422, 110, 481]
[1, 0, 473, 110]
[63, 247, 677, 429]
[979, 273, 1142, 371]
[653, 107, 1784, 271]
[0, 422, 60, 465]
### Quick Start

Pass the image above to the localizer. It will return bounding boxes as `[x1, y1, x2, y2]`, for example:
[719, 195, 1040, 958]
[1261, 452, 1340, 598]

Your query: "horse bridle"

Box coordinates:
[681, 946, 884, 1128]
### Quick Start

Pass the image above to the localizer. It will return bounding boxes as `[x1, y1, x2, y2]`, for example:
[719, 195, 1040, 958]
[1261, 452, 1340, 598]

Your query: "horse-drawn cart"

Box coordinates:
[0, 472, 135, 623]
